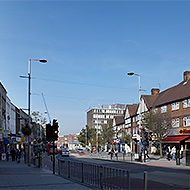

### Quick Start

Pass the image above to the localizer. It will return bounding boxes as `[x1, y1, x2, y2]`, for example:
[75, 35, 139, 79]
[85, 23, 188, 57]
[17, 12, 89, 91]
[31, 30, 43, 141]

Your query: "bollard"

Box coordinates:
[81, 163, 84, 183]
[144, 171, 148, 190]
[127, 170, 130, 190]
[68, 161, 70, 178]
[100, 166, 103, 189]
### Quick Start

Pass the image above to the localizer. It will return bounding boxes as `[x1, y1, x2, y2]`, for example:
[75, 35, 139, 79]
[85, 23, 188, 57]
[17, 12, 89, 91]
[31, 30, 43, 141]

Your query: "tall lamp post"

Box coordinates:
[27, 59, 47, 166]
[127, 72, 142, 158]
[127, 72, 141, 102]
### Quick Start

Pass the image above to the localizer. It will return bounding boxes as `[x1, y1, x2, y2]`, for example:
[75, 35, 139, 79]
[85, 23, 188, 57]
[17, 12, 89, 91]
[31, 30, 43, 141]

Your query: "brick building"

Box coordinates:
[127, 71, 190, 151]
[57, 134, 80, 150]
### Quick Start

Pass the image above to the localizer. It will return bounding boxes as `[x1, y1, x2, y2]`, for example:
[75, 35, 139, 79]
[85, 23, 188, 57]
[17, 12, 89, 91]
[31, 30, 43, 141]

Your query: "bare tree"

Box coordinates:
[142, 110, 172, 157]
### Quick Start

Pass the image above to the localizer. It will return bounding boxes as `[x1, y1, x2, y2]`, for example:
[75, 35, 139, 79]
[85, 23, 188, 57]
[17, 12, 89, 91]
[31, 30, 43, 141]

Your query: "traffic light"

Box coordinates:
[46, 124, 53, 142]
[149, 132, 153, 141]
[52, 119, 59, 141]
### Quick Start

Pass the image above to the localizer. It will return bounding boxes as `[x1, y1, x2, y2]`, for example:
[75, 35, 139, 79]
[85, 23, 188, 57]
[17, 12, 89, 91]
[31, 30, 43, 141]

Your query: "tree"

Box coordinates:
[21, 124, 32, 137]
[142, 110, 172, 157]
[121, 130, 131, 145]
[101, 119, 114, 144]
[32, 111, 47, 126]
[78, 125, 96, 146]
[31, 111, 47, 144]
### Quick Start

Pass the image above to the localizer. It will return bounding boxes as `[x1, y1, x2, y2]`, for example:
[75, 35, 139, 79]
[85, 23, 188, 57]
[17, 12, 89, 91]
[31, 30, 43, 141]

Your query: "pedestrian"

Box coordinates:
[115, 149, 118, 160]
[16, 149, 21, 163]
[110, 148, 114, 160]
[144, 149, 149, 159]
[6, 151, 9, 161]
[11, 148, 16, 161]
[180, 146, 184, 159]
[171, 146, 176, 160]
[166, 146, 171, 161]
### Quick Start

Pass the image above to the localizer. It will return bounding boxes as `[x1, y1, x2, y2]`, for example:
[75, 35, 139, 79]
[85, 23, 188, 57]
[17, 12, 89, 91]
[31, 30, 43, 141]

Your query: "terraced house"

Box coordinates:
[126, 71, 190, 152]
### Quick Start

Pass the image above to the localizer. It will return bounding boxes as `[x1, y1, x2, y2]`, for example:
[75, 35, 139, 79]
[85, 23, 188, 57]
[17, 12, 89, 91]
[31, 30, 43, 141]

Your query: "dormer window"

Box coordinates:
[172, 102, 179, 111]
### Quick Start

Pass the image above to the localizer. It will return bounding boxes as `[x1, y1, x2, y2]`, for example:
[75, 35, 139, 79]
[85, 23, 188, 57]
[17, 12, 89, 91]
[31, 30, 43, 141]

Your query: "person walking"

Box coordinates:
[6, 151, 9, 161]
[16, 149, 21, 163]
[171, 146, 176, 160]
[110, 148, 114, 160]
[166, 146, 171, 161]
[115, 149, 118, 160]
[11, 148, 16, 161]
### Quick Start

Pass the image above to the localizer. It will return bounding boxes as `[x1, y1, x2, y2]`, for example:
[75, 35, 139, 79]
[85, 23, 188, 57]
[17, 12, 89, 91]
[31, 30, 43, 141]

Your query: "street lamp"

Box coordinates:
[127, 71, 142, 157]
[27, 59, 47, 166]
[127, 72, 141, 102]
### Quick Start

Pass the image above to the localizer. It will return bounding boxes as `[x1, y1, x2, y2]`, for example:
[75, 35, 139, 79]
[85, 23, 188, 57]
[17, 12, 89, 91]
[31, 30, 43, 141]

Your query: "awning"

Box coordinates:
[162, 135, 190, 143]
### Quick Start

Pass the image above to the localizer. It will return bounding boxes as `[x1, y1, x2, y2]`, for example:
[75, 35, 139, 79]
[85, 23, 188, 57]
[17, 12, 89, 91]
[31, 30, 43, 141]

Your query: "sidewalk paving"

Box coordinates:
[0, 159, 93, 190]
[82, 151, 190, 169]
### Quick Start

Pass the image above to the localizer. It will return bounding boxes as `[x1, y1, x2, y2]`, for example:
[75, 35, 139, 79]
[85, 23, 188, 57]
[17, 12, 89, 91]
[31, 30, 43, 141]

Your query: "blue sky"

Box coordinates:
[0, 0, 190, 135]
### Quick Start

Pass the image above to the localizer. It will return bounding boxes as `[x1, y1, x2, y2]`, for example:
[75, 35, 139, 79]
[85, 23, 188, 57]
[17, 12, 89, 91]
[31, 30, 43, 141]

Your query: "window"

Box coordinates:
[153, 108, 158, 113]
[172, 102, 179, 111]
[161, 106, 167, 113]
[183, 99, 190, 108]
[172, 118, 179, 128]
[183, 117, 190, 127]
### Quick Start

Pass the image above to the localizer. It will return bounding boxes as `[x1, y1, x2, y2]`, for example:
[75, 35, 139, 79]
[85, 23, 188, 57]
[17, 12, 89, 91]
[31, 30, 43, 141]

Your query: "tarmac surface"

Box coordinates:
[0, 159, 93, 190]
[1, 152, 190, 190]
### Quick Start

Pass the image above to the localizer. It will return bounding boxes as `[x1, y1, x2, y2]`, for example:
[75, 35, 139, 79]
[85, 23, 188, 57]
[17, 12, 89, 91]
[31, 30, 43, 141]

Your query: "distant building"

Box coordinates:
[87, 104, 126, 131]
[57, 134, 80, 150]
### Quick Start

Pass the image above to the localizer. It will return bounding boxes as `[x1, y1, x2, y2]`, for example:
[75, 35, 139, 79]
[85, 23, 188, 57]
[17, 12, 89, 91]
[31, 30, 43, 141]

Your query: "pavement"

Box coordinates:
[81, 151, 190, 170]
[0, 159, 93, 190]
[1, 152, 189, 190]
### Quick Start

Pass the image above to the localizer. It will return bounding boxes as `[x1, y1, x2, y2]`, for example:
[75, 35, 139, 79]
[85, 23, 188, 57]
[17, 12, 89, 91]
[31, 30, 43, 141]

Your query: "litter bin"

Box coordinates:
[186, 151, 190, 166]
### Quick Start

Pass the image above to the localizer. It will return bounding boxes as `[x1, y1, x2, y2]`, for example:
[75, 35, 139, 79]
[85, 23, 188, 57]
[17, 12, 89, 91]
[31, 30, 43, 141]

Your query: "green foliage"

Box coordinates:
[32, 111, 47, 127]
[121, 131, 131, 145]
[101, 119, 114, 144]
[21, 124, 32, 136]
[78, 125, 96, 146]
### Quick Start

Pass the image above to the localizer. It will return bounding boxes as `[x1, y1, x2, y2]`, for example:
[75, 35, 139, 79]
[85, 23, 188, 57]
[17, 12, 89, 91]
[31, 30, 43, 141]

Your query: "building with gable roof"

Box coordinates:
[137, 71, 190, 151]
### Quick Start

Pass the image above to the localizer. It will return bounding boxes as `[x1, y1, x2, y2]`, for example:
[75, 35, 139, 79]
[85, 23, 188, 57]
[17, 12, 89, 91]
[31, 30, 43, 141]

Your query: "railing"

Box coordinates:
[58, 159, 148, 190]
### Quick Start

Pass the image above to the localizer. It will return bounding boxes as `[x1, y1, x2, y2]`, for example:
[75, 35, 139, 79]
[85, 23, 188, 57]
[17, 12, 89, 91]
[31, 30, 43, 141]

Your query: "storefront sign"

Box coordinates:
[178, 127, 190, 135]
[0, 128, 4, 134]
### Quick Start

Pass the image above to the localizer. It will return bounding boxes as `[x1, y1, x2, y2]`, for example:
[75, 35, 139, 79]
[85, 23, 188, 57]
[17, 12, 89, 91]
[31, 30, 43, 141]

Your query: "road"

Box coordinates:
[42, 151, 190, 189]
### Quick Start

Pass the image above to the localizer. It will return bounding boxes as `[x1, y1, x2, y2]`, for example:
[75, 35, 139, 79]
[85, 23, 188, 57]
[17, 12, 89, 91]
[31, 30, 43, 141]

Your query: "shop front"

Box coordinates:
[162, 127, 190, 150]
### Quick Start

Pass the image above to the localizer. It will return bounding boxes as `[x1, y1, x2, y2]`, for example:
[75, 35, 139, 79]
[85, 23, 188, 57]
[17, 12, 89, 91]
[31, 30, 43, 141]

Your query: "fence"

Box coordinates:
[58, 159, 148, 190]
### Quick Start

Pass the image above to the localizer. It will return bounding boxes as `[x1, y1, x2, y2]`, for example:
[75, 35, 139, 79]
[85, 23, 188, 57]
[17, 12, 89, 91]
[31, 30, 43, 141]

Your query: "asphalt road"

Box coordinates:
[42, 152, 190, 189]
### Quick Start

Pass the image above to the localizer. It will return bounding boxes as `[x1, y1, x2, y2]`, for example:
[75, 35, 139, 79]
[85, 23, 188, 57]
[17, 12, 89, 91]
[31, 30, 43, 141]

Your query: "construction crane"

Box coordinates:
[41, 93, 51, 124]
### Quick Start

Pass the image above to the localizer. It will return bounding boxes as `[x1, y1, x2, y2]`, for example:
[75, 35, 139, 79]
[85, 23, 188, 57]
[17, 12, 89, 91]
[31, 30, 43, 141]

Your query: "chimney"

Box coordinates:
[184, 71, 190, 81]
[151, 88, 160, 95]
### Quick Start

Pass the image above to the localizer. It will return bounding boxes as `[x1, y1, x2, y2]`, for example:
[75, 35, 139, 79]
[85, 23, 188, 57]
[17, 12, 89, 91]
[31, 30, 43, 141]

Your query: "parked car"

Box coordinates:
[62, 148, 70, 157]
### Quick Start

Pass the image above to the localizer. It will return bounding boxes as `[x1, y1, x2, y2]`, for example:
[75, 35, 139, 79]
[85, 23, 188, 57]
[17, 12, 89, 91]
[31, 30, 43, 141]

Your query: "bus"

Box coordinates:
[47, 143, 58, 154]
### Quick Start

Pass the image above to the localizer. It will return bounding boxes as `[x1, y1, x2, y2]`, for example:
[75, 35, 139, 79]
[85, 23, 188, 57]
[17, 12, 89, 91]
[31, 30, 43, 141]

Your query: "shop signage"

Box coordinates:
[178, 127, 190, 135]
[21, 136, 25, 142]
[0, 128, 4, 134]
